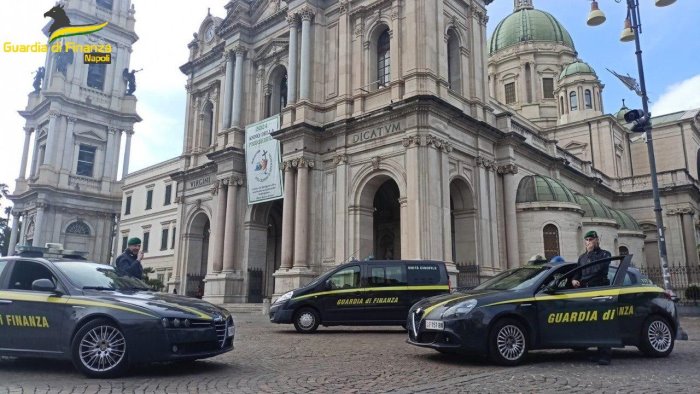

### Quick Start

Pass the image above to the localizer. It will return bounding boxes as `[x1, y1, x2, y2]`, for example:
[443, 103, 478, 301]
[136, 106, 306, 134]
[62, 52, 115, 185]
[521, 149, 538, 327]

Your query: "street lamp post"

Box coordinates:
[587, 0, 675, 292]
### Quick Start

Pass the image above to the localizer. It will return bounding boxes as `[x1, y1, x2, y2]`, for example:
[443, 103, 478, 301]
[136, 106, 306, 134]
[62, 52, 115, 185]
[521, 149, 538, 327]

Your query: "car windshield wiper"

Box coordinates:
[122, 286, 150, 291]
[82, 286, 115, 291]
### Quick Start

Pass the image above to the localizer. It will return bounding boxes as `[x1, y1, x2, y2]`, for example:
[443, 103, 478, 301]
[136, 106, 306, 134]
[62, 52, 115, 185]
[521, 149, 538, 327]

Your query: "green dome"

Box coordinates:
[610, 209, 642, 231]
[489, 8, 575, 55]
[615, 101, 630, 122]
[559, 61, 596, 80]
[516, 175, 577, 203]
[573, 193, 615, 220]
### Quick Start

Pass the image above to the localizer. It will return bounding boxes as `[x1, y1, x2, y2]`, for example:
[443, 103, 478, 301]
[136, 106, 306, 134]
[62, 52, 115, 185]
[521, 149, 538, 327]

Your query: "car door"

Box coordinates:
[1, 260, 69, 354]
[535, 258, 622, 347]
[319, 264, 365, 323]
[0, 260, 12, 350]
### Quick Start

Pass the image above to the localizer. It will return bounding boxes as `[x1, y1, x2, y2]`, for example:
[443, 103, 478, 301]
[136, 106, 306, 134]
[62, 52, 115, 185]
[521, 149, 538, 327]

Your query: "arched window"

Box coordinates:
[585, 89, 593, 109]
[560, 96, 565, 114]
[377, 30, 391, 87]
[447, 29, 461, 93]
[569, 91, 578, 111]
[543, 224, 560, 260]
[279, 74, 288, 110]
[66, 221, 91, 236]
[202, 101, 214, 147]
[266, 67, 288, 117]
[525, 63, 532, 103]
[619, 246, 629, 256]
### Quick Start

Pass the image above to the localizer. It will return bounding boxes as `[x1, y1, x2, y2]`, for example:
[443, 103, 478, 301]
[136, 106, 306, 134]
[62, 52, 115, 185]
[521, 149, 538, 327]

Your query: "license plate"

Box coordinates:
[227, 325, 235, 337]
[425, 320, 444, 330]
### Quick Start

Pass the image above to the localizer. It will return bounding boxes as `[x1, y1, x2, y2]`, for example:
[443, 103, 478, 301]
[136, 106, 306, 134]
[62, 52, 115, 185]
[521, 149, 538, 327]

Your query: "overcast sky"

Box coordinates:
[1, 0, 698, 214]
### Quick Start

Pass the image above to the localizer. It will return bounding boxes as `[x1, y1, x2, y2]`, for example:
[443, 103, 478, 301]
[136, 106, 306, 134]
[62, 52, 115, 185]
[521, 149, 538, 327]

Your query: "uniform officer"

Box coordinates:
[115, 237, 144, 279]
[572, 230, 613, 365]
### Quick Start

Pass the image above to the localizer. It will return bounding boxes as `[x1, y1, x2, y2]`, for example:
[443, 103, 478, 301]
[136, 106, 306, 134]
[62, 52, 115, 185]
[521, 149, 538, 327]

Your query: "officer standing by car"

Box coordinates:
[572, 230, 612, 365]
[115, 237, 144, 279]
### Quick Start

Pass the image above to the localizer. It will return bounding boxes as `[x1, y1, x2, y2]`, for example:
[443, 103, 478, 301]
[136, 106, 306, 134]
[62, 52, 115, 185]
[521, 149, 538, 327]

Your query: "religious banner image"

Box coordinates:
[245, 115, 283, 204]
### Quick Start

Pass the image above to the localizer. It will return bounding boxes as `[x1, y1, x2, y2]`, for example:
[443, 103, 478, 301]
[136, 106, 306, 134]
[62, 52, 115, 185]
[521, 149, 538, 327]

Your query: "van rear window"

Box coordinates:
[369, 265, 407, 286]
[406, 264, 442, 285]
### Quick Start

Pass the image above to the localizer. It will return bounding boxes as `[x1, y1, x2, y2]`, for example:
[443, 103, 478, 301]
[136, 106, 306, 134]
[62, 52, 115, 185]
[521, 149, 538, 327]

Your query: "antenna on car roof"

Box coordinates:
[339, 247, 361, 265]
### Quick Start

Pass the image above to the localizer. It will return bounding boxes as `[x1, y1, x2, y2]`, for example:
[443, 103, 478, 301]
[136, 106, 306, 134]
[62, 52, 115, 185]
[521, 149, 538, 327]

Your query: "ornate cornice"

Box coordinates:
[667, 207, 694, 216]
[497, 163, 518, 175]
[476, 156, 497, 171]
[402, 135, 452, 152]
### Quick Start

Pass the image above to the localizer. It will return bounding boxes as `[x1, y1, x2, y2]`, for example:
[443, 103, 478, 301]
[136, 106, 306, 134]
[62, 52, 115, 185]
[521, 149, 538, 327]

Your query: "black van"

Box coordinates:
[269, 259, 450, 333]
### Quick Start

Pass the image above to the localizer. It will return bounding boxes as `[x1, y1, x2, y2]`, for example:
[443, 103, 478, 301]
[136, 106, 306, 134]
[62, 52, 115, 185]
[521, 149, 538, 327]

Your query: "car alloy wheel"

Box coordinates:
[72, 318, 129, 378]
[639, 315, 674, 357]
[489, 318, 528, 366]
[293, 308, 320, 333]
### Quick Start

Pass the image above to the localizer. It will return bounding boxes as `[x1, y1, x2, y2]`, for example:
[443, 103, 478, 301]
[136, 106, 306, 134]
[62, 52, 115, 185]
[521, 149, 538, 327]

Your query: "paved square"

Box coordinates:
[1, 314, 699, 393]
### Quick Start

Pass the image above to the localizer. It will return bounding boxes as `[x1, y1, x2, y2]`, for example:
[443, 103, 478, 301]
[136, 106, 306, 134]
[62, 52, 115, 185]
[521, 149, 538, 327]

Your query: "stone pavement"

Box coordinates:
[1, 314, 699, 393]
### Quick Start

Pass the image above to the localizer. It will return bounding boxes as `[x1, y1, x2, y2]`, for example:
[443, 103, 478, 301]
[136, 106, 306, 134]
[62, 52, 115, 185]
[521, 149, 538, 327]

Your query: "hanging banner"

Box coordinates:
[245, 115, 283, 204]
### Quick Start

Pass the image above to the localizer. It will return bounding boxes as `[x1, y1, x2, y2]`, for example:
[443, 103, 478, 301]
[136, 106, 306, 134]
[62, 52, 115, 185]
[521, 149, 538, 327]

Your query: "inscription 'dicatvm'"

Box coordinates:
[351, 122, 401, 144]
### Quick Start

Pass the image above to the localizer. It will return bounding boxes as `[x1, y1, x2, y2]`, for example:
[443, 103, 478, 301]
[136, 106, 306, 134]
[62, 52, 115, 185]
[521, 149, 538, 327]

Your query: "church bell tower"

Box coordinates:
[8, 0, 141, 261]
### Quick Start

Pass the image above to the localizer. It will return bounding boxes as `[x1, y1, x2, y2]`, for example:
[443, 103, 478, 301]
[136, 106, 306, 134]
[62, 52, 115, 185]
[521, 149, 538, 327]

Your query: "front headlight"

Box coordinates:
[274, 290, 293, 305]
[441, 299, 477, 319]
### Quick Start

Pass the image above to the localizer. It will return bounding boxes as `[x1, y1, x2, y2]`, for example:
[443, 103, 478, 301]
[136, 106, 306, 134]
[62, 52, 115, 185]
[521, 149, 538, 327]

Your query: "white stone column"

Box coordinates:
[19, 127, 33, 179]
[231, 46, 246, 128]
[281, 162, 296, 269]
[500, 164, 519, 269]
[8, 212, 20, 254]
[286, 14, 299, 105]
[121, 130, 133, 179]
[293, 158, 312, 268]
[44, 111, 60, 169]
[298, 8, 314, 101]
[334, 154, 348, 262]
[34, 203, 46, 247]
[61, 118, 76, 173]
[112, 130, 123, 179]
[103, 127, 117, 179]
[29, 136, 39, 178]
[212, 180, 227, 273]
[222, 177, 240, 272]
[222, 51, 234, 129]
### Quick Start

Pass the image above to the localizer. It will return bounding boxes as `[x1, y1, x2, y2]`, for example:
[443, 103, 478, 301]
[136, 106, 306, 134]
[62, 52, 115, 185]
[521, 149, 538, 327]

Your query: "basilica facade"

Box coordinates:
[117, 0, 700, 303]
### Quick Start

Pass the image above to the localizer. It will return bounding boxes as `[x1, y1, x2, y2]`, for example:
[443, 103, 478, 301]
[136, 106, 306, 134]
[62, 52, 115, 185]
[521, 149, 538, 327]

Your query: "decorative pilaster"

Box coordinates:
[222, 176, 243, 272]
[299, 7, 315, 101]
[231, 45, 247, 128]
[19, 127, 33, 179]
[222, 50, 235, 129]
[281, 161, 296, 269]
[8, 212, 20, 255]
[293, 158, 314, 268]
[121, 130, 133, 179]
[34, 202, 47, 247]
[498, 163, 519, 269]
[44, 111, 60, 169]
[287, 14, 299, 105]
[61, 118, 77, 173]
[212, 179, 228, 273]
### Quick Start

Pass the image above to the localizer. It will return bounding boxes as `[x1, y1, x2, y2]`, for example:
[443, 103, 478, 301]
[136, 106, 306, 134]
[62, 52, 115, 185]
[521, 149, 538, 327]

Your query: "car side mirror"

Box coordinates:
[32, 278, 58, 293]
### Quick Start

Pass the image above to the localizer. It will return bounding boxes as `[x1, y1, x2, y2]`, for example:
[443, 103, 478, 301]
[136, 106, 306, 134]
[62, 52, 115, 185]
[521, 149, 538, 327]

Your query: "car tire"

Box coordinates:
[489, 318, 528, 366]
[638, 315, 674, 357]
[71, 318, 129, 378]
[293, 308, 320, 333]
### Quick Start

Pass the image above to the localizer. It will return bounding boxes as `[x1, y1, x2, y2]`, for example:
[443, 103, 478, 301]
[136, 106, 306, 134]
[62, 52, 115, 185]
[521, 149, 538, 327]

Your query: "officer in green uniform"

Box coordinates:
[572, 230, 613, 365]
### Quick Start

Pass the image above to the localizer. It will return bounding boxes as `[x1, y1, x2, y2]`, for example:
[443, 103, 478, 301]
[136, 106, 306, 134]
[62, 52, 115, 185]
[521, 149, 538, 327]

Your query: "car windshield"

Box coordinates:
[55, 261, 150, 291]
[473, 266, 550, 291]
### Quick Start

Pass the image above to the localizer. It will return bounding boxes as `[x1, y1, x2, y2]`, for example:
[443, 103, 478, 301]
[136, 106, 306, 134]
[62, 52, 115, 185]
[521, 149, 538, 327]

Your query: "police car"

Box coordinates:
[0, 254, 234, 378]
[407, 255, 685, 365]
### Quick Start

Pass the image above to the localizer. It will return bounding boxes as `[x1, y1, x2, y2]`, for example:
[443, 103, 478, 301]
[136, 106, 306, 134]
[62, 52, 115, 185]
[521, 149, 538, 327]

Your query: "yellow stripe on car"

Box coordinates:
[0, 291, 156, 318]
[291, 285, 449, 301]
[483, 286, 664, 307]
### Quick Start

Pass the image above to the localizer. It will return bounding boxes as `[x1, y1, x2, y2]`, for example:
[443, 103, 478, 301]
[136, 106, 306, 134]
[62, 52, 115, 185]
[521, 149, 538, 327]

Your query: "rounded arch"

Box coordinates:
[450, 177, 477, 265]
[183, 210, 211, 298]
[184, 207, 212, 234]
[366, 21, 392, 90]
[542, 222, 561, 260]
[63, 219, 94, 236]
[266, 64, 288, 116]
[446, 27, 462, 94]
[201, 100, 215, 147]
[350, 162, 407, 207]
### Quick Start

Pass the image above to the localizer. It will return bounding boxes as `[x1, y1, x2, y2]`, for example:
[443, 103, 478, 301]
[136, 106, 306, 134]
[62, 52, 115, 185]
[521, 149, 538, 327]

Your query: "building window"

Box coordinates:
[66, 221, 90, 235]
[279, 74, 288, 110]
[543, 78, 554, 99]
[164, 184, 172, 206]
[543, 224, 560, 260]
[38, 145, 46, 166]
[143, 232, 150, 252]
[161, 228, 169, 251]
[619, 246, 629, 256]
[96, 0, 113, 10]
[171, 227, 176, 249]
[124, 196, 131, 215]
[76, 144, 97, 177]
[584, 89, 593, 109]
[121, 236, 128, 251]
[267, 68, 288, 117]
[87, 64, 106, 90]
[504, 82, 516, 104]
[377, 29, 391, 87]
[525, 63, 532, 103]
[447, 29, 461, 93]
[146, 190, 153, 210]
[569, 91, 578, 111]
